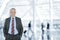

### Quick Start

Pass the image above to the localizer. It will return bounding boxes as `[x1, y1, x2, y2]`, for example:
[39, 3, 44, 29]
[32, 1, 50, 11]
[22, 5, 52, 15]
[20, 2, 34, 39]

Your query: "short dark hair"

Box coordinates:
[10, 8, 16, 11]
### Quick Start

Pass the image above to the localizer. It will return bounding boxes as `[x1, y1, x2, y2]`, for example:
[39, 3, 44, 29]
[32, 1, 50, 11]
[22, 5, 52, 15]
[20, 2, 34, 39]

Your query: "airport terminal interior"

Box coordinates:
[0, 0, 60, 40]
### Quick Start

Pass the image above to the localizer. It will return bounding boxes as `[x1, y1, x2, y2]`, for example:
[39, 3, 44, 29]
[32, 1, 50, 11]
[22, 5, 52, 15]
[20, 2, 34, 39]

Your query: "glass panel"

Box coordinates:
[0, 0, 60, 40]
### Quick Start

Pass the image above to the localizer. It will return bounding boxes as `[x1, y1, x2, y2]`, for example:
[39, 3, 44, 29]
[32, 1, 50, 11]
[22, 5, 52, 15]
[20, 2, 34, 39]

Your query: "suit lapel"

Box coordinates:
[7, 17, 11, 32]
[16, 17, 18, 29]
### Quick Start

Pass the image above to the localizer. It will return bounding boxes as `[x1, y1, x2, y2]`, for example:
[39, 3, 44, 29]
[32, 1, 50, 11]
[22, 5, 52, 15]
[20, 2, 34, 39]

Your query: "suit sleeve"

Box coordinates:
[19, 18, 23, 37]
[3, 19, 7, 37]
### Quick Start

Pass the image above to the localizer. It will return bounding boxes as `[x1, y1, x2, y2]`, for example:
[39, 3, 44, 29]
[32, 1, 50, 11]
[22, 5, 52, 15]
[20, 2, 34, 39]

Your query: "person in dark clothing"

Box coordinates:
[47, 22, 50, 40]
[3, 8, 23, 40]
[41, 23, 44, 40]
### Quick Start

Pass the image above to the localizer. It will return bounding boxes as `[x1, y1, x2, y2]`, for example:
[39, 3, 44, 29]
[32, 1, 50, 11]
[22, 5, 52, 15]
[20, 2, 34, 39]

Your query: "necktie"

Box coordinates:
[11, 18, 14, 35]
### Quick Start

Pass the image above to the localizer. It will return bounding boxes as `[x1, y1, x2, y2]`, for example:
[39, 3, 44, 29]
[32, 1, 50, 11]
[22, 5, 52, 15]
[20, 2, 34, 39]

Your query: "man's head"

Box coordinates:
[10, 8, 16, 18]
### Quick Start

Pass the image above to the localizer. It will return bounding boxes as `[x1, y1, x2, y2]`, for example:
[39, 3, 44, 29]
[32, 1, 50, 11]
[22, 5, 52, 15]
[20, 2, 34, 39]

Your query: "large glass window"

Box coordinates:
[0, 0, 60, 40]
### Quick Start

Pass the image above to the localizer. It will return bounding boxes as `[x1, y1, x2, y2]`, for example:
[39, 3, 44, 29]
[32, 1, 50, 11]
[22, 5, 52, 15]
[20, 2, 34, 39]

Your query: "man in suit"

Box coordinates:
[3, 8, 23, 40]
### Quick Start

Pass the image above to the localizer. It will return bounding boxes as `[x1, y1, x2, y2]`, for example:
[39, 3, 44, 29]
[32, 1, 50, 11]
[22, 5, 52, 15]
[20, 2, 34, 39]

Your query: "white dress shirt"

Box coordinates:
[8, 17, 18, 35]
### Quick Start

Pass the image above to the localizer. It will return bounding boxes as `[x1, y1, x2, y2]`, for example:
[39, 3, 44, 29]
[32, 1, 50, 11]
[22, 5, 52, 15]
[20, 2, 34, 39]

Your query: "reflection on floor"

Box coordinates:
[0, 27, 60, 40]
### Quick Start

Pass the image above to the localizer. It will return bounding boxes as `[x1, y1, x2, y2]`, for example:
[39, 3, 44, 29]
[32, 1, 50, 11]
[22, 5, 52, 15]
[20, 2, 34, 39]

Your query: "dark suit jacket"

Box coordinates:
[3, 17, 23, 39]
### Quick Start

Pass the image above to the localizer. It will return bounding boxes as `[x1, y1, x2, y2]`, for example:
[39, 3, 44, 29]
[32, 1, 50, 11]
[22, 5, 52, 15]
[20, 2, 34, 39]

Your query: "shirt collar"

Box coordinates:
[11, 16, 15, 19]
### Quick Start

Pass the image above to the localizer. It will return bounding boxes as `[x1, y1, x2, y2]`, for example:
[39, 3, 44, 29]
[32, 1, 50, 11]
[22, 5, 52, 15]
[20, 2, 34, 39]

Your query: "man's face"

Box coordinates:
[10, 9, 16, 17]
